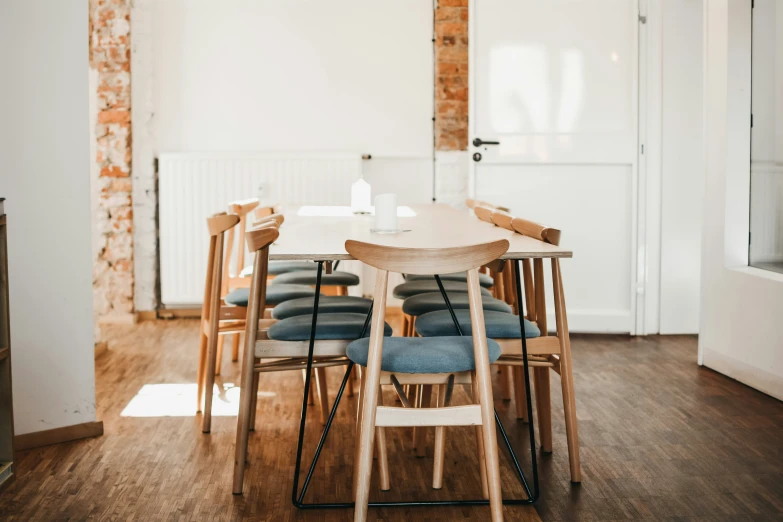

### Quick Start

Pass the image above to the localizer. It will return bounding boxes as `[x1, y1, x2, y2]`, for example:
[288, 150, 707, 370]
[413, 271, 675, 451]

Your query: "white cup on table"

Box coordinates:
[373, 193, 398, 232]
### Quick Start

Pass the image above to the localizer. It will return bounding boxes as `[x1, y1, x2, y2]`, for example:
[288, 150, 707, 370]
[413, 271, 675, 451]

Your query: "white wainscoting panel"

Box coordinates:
[476, 164, 634, 333]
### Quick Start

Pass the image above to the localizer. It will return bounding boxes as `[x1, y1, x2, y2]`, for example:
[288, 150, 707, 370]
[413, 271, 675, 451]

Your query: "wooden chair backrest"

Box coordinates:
[473, 205, 495, 224]
[203, 212, 240, 318]
[207, 212, 239, 236]
[254, 204, 283, 220]
[252, 213, 284, 228]
[245, 226, 280, 254]
[345, 240, 509, 276]
[511, 217, 561, 246]
[225, 199, 260, 279]
[489, 211, 513, 231]
[241, 226, 282, 333]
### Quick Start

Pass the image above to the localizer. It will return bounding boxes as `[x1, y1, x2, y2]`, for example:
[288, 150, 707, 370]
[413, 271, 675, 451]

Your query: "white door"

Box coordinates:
[470, 0, 641, 333]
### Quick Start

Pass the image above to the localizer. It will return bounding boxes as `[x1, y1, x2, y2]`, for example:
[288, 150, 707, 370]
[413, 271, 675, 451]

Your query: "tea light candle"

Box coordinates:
[373, 193, 398, 231]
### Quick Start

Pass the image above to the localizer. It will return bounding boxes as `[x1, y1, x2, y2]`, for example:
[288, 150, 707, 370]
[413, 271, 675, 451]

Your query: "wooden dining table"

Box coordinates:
[261, 203, 575, 510]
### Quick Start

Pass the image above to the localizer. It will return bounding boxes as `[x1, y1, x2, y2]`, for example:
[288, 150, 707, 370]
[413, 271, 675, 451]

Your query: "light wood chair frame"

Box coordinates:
[347, 239, 510, 522]
[485, 209, 582, 483]
[232, 227, 382, 496]
[197, 214, 330, 434]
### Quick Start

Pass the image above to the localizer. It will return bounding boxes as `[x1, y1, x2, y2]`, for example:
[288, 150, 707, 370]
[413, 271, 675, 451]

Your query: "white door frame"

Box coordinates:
[467, 0, 662, 335]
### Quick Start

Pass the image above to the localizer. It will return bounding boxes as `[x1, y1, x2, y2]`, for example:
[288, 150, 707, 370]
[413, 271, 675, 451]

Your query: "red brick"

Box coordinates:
[97, 110, 131, 124]
[100, 166, 129, 178]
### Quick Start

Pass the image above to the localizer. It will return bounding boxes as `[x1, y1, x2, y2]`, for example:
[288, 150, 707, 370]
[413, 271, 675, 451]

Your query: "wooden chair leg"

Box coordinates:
[315, 367, 330, 425]
[410, 384, 421, 451]
[432, 382, 452, 489]
[347, 365, 356, 397]
[500, 365, 513, 400]
[533, 367, 552, 453]
[201, 331, 220, 433]
[302, 369, 315, 406]
[196, 332, 208, 412]
[215, 335, 225, 376]
[248, 371, 260, 431]
[513, 366, 529, 422]
[552, 259, 582, 482]
[401, 314, 409, 337]
[232, 343, 256, 495]
[472, 374, 489, 500]
[376, 386, 391, 491]
[231, 333, 240, 362]
[414, 385, 433, 457]
[474, 364, 504, 520]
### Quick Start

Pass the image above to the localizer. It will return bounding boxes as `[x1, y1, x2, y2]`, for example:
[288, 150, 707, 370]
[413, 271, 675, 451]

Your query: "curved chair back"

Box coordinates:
[245, 225, 280, 254]
[511, 217, 561, 246]
[345, 240, 509, 276]
[225, 199, 260, 280]
[489, 211, 513, 231]
[254, 204, 283, 220]
[473, 205, 495, 224]
[207, 212, 239, 236]
[253, 213, 285, 228]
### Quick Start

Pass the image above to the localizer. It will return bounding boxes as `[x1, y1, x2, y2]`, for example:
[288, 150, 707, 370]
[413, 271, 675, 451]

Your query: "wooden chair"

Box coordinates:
[232, 227, 393, 495]
[346, 239, 510, 522]
[422, 209, 582, 483]
[218, 200, 260, 368]
[197, 215, 329, 432]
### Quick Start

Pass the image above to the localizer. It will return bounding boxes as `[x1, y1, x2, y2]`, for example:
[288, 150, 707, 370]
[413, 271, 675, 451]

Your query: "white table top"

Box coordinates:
[268, 204, 572, 261]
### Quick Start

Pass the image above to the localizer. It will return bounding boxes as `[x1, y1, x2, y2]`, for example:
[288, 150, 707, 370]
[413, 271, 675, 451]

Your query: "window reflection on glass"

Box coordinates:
[750, 0, 783, 274]
[478, 0, 632, 161]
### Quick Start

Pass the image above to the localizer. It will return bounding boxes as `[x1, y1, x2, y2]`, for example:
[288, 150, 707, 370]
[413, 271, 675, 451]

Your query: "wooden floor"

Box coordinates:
[0, 320, 781, 521]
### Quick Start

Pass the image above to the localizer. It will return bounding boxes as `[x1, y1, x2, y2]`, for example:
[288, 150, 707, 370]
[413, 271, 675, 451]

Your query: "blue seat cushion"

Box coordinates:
[346, 336, 502, 374]
[271, 296, 373, 320]
[270, 270, 360, 287]
[393, 280, 493, 299]
[404, 272, 495, 288]
[415, 310, 540, 339]
[268, 313, 392, 341]
[402, 292, 513, 317]
[224, 284, 319, 307]
[240, 261, 316, 277]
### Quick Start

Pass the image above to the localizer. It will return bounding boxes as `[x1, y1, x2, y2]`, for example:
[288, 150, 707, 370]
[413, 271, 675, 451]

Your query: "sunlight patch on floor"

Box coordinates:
[120, 383, 276, 417]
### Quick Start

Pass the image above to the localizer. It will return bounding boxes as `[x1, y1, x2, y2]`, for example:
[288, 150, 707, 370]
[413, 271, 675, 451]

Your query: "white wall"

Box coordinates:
[658, 0, 704, 334]
[0, 1, 97, 434]
[700, 0, 783, 400]
[132, 0, 435, 310]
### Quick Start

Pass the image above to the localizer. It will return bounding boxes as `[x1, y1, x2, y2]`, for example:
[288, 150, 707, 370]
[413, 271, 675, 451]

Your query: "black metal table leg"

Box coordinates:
[290, 264, 540, 509]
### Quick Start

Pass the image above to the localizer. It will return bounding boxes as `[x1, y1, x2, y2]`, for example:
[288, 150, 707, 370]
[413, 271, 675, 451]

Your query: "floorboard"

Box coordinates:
[0, 321, 780, 521]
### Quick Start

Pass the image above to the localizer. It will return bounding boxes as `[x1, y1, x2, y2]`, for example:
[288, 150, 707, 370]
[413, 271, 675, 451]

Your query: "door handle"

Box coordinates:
[472, 138, 500, 147]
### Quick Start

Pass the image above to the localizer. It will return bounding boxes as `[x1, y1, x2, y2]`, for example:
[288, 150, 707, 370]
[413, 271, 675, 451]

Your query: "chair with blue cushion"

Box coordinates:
[270, 268, 360, 296]
[271, 295, 372, 320]
[399, 291, 513, 338]
[480, 209, 582, 484]
[404, 271, 495, 288]
[218, 205, 321, 370]
[232, 226, 393, 496]
[345, 238, 509, 521]
[198, 215, 329, 435]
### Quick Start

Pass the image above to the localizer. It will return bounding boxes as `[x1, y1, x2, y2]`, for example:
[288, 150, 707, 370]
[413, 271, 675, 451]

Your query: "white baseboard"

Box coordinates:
[544, 309, 632, 334]
[702, 348, 783, 401]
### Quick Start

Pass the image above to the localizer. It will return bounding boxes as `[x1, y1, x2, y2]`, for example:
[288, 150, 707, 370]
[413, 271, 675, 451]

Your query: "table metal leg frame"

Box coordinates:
[290, 262, 539, 509]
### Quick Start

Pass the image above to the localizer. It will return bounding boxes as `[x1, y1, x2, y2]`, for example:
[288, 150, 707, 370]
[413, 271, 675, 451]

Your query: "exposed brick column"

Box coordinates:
[89, 0, 135, 322]
[435, 0, 469, 152]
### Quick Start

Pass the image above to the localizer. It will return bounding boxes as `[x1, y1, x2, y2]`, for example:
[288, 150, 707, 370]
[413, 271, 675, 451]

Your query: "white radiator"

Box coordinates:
[158, 152, 362, 306]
